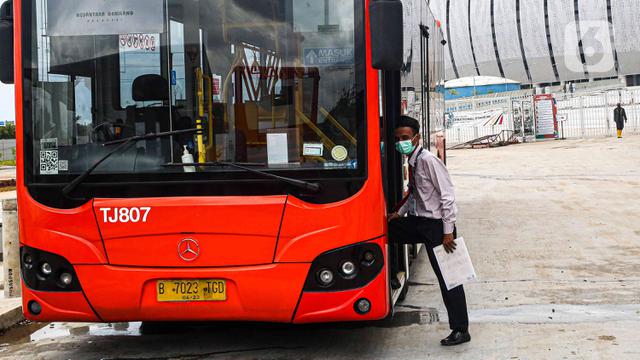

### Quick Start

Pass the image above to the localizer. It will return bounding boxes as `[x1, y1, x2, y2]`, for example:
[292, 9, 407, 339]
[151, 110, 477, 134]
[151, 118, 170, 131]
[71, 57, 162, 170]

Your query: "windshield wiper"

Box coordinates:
[163, 161, 321, 193]
[62, 128, 201, 198]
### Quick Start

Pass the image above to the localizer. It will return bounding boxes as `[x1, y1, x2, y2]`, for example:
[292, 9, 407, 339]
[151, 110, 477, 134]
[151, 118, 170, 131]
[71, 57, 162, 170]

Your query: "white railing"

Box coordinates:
[556, 88, 640, 138]
[445, 87, 640, 146]
[447, 123, 514, 146]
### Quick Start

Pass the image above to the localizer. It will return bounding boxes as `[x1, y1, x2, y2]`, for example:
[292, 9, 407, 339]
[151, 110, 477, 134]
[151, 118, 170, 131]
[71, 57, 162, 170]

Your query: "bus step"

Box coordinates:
[391, 271, 407, 304]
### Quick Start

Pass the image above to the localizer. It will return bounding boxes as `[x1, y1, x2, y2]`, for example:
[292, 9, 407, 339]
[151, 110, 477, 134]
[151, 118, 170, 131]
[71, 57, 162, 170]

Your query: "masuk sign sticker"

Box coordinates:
[304, 48, 354, 67]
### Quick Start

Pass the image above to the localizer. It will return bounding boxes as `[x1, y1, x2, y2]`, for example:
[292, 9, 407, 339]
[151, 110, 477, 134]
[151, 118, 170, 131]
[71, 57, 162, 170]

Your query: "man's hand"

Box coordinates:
[388, 212, 401, 221]
[443, 233, 457, 253]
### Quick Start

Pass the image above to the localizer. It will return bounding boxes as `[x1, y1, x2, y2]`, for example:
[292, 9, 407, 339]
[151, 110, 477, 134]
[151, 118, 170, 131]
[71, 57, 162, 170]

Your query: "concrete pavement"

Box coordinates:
[0, 264, 23, 335]
[0, 136, 639, 359]
[0, 167, 15, 182]
[0, 297, 22, 334]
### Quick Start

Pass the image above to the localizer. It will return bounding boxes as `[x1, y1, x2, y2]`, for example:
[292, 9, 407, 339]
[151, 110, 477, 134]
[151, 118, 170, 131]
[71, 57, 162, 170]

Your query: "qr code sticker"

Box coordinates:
[58, 160, 69, 172]
[40, 138, 58, 150]
[40, 150, 59, 175]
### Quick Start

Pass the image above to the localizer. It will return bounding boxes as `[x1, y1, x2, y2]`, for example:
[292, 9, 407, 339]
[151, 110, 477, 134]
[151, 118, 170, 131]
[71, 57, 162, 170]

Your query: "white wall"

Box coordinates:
[0, 0, 14, 123]
[431, 0, 640, 82]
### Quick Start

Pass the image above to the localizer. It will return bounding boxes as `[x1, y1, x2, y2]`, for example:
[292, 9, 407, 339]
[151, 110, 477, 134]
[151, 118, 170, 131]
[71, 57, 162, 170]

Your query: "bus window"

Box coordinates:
[24, 0, 365, 180]
[74, 76, 92, 145]
[169, 21, 187, 107]
[119, 33, 162, 109]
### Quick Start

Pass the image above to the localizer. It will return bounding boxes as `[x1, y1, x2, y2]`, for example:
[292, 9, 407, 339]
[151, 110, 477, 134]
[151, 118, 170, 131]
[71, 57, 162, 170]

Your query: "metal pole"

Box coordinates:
[2, 199, 20, 298]
[606, 93, 611, 137]
[579, 96, 586, 138]
[509, 96, 514, 132]
[425, 28, 431, 149]
[636, 90, 640, 133]
[472, 76, 476, 111]
[324, 0, 330, 26]
[521, 102, 526, 143]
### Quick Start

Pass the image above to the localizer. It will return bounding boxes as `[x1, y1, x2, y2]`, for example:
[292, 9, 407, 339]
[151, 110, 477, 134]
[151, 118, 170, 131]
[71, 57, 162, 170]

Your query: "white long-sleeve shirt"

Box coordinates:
[398, 145, 458, 234]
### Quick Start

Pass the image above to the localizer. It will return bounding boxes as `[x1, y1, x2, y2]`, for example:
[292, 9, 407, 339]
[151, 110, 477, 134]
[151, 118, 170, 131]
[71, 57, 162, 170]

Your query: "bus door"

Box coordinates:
[380, 69, 412, 302]
[381, 2, 446, 302]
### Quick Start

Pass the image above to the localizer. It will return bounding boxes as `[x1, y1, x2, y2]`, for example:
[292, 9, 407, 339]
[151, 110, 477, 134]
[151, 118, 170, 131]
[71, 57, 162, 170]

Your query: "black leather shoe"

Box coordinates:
[440, 330, 471, 346]
[390, 277, 401, 290]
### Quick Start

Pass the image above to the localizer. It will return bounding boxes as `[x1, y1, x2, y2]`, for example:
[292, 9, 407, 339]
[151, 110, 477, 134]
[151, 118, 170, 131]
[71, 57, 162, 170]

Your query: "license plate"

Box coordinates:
[157, 279, 227, 302]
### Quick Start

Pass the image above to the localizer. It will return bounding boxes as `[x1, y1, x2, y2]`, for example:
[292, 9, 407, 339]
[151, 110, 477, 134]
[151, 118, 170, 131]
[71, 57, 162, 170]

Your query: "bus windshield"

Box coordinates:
[23, 0, 364, 180]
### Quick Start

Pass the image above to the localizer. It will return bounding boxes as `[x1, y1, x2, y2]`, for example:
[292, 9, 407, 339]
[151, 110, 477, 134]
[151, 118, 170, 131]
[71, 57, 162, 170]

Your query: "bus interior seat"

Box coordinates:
[127, 74, 172, 161]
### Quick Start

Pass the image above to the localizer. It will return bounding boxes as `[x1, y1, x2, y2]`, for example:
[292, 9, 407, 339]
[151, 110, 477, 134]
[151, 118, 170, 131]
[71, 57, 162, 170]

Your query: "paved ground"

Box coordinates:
[0, 167, 15, 182]
[1, 136, 639, 359]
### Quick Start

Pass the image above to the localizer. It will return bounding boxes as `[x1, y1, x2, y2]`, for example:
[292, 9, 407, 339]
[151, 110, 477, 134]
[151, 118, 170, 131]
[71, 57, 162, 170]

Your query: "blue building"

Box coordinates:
[445, 76, 521, 100]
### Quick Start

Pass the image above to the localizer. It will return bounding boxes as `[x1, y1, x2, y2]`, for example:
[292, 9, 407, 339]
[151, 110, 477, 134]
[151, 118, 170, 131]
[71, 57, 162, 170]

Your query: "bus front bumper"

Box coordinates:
[22, 247, 390, 323]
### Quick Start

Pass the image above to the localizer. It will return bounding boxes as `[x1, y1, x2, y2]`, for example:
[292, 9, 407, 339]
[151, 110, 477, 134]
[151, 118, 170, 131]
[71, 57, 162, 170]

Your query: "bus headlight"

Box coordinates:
[317, 269, 335, 286]
[340, 261, 357, 277]
[40, 262, 52, 276]
[362, 251, 375, 266]
[59, 272, 73, 287]
[28, 300, 42, 316]
[22, 254, 34, 270]
[355, 298, 371, 314]
[21, 246, 82, 292]
[303, 242, 384, 292]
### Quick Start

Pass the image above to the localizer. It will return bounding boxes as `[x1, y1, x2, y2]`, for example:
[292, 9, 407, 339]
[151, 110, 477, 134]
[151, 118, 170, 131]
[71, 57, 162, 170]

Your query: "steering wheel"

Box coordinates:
[93, 120, 134, 143]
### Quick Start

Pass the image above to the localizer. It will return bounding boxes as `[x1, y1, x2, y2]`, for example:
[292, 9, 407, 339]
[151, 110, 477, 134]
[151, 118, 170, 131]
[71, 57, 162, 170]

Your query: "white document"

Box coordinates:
[433, 237, 477, 291]
[266, 133, 289, 165]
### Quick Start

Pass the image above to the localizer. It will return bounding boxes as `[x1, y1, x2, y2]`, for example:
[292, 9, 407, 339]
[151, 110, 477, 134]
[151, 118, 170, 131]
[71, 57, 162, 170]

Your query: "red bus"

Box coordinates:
[0, 0, 446, 323]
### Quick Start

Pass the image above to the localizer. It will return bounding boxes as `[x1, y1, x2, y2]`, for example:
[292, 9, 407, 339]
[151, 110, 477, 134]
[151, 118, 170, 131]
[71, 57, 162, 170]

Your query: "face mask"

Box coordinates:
[395, 137, 416, 155]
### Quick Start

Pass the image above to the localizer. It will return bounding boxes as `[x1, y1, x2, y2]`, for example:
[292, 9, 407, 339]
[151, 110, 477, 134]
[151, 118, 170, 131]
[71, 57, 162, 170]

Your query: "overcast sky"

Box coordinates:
[0, 84, 14, 122]
[0, 0, 13, 122]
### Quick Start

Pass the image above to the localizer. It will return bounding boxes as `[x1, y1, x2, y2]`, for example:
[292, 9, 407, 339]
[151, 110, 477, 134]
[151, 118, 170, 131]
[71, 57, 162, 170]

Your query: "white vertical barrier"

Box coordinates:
[2, 199, 20, 299]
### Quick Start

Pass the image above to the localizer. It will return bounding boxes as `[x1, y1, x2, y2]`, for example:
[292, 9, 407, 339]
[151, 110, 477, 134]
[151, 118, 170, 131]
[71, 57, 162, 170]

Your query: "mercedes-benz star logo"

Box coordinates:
[177, 239, 200, 262]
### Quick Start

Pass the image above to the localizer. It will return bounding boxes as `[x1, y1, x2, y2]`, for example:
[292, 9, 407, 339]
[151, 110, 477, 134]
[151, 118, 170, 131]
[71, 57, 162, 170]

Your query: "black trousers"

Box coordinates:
[389, 216, 469, 332]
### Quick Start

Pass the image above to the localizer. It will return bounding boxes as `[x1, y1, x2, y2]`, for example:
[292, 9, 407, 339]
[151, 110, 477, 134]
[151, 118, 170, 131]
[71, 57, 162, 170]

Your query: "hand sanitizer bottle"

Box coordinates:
[181, 145, 196, 173]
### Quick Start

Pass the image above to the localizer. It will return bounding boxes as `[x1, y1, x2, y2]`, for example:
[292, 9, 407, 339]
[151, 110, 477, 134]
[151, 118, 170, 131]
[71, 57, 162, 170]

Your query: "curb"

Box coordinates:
[0, 299, 24, 332]
[0, 179, 16, 188]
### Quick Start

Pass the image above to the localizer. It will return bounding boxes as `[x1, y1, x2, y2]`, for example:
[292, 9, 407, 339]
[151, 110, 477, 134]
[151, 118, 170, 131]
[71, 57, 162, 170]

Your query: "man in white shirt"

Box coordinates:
[388, 116, 470, 346]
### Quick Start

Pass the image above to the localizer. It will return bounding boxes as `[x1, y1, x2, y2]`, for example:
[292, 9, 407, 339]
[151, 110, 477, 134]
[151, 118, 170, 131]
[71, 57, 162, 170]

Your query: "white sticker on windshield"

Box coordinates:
[303, 143, 324, 157]
[47, 0, 164, 36]
[40, 150, 59, 175]
[266, 133, 289, 165]
[58, 160, 69, 172]
[331, 146, 348, 162]
[40, 138, 58, 150]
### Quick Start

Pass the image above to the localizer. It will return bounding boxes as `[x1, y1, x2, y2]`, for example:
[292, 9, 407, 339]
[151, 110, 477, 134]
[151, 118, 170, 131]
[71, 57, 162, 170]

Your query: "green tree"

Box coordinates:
[0, 123, 16, 139]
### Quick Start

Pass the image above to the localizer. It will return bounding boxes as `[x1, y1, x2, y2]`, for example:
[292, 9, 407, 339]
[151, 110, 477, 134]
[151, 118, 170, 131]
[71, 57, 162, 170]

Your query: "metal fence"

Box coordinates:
[0, 139, 16, 162]
[447, 123, 514, 145]
[445, 93, 525, 146]
[556, 88, 640, 138]
[445, 87, 640, 146]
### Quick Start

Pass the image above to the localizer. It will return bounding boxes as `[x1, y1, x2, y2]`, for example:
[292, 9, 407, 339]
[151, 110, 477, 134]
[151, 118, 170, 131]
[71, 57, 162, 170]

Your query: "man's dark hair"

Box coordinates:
[395, 115, 420, 135]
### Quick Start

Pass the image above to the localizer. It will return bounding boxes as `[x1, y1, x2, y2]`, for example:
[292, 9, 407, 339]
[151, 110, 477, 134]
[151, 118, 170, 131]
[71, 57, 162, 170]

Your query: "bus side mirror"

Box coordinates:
[0, 0, 14, 85]
[369, 0, 404, 71]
